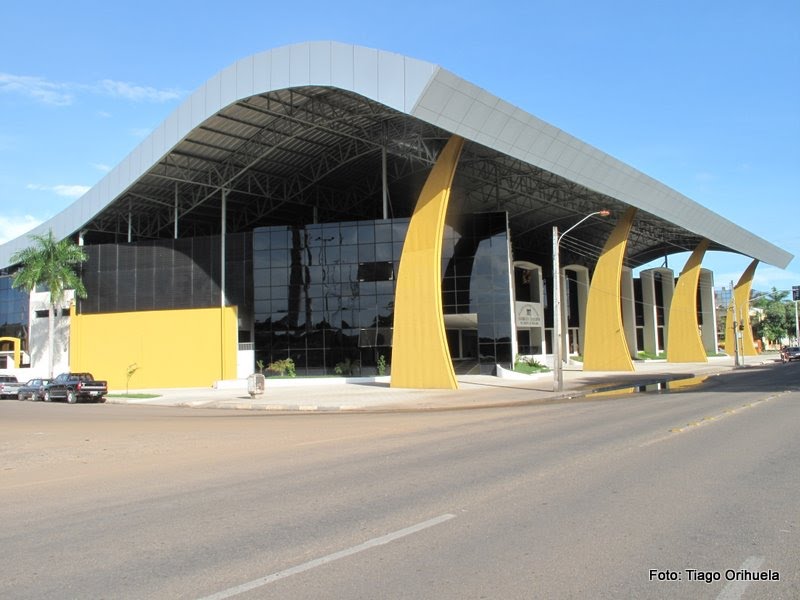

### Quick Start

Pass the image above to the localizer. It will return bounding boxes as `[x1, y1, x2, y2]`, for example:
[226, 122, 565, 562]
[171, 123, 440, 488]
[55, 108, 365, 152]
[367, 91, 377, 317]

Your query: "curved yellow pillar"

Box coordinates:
[725, 259, 759, 356]
[583, 207, 636, 372]
[667, 240, 709, 363]
[391, 136, 463, 389]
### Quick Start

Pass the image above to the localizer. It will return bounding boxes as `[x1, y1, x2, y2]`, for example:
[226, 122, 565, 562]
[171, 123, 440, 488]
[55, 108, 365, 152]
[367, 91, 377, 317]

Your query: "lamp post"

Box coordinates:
[793, 286, 799, 343]
[730, 280, 741, 368]
[552, 210, 610, 392]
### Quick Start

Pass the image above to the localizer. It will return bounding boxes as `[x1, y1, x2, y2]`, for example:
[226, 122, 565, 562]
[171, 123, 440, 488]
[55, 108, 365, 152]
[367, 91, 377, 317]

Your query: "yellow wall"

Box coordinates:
[70, 306, 238, 390]
[391, 136, 463, 389]
[0, 336, 21, 368]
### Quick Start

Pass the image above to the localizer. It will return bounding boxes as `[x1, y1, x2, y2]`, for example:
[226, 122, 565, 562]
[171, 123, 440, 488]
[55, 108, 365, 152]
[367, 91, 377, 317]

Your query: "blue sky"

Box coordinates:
[1, 0, 798, 293]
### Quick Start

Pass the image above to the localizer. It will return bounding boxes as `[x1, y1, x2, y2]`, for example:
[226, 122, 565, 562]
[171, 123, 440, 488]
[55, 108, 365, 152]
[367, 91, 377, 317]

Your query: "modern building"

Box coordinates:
[0, 42, 793, 389]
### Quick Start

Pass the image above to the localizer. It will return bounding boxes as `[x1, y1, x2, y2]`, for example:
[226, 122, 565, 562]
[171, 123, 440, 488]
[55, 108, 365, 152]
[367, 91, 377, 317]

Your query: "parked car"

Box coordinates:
[0, 375, 22, 399]
[17, 378, 52, 401]
[44, 372, 108, 403]
[781, 346, 800, 363]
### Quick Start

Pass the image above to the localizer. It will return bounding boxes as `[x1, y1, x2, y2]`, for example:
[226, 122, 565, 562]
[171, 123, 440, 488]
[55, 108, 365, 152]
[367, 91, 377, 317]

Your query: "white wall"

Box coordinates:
[28, 290, 73, 377]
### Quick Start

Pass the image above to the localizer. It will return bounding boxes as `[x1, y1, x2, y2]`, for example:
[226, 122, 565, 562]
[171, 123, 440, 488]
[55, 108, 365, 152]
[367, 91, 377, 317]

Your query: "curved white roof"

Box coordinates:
[1, 41, 792, 269]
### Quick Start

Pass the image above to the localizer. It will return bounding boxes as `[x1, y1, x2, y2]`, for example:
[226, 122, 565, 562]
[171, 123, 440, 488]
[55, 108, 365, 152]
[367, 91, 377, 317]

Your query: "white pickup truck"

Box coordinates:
[0, 375, 23, 399]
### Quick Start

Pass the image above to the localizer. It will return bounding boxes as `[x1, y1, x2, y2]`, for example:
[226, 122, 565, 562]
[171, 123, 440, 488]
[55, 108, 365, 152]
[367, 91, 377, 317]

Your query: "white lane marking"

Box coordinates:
[293, 433, 383, 447]
[4, 474, 88, 489]
[716, 556, 766, 600]
[197, 513, 456, 600]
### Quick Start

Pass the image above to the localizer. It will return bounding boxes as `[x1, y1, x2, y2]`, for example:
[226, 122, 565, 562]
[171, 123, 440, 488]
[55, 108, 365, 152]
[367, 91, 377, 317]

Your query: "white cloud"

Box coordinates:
[99, 79, 182, 102]
[0, 214, 43, 245]
[694, 171, 716, 183]
[0, 72, 74, 106]
[91, 162, 111, 172]
[130, 127, 153, 138]
[751, 265, 800, 292]
[0, 72, 184, 107]
[26, 183, 90, 198]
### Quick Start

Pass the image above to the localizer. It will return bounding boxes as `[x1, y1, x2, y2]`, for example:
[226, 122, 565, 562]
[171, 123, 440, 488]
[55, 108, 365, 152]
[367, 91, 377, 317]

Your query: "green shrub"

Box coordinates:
[334, 357, 360, 376]
[267, 358, 296, 377]
[514, 354, 549, 374]
[377, 354, 387, 376]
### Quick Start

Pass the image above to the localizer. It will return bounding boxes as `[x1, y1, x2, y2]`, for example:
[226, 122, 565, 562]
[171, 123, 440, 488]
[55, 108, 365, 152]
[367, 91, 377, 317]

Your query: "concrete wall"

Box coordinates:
[70, 306, 238, 390]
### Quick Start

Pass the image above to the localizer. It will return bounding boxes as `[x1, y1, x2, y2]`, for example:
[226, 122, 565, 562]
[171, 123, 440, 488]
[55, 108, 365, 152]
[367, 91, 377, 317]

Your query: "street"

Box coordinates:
[1, 362, 798, 599]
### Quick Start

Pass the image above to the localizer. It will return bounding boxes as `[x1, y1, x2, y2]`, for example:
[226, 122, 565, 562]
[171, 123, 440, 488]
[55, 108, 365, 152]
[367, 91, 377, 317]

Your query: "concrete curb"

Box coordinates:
[102, 355, 781, 413]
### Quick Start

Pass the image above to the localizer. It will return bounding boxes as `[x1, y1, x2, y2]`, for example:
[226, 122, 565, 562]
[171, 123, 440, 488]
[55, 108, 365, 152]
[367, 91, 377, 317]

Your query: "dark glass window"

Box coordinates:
[252, 212, 512, 376]
[339, 226, 357, 245]
[253, 219, 406, 376]
[78, 233, 253, 319]
[0, 276, 30, 354]
[357, 262, 394, 282]
[442, 212, 513, 374]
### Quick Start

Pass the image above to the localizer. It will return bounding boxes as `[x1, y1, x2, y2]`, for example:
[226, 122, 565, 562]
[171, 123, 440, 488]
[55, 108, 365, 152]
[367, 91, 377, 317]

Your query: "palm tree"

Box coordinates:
[10, 230, 87, 377]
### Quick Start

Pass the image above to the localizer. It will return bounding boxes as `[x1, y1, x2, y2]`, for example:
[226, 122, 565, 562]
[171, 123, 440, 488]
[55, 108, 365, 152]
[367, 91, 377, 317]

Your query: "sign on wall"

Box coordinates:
[515, 301, 543, 328]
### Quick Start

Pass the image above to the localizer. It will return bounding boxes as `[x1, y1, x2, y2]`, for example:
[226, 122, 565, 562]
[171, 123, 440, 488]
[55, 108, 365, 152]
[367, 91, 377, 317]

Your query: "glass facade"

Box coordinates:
[78, 234, 253, 318]
[0, 276, 29, 348]
[253, 212, 513, 376]
[18, 212, 514, 377]
[442, 212, 513, 374]
[253, 219, 405, 376]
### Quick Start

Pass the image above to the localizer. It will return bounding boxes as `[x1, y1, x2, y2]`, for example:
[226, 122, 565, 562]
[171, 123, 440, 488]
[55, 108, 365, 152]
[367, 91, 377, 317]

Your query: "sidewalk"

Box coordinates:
[105, 355, 779, 413]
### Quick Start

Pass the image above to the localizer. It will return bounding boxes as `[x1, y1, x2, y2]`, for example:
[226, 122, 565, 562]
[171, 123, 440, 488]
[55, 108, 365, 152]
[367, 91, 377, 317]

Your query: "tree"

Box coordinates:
[752, 287, 789, 307]
[751, 287, 793, 347]
[10, 231, 87, 377]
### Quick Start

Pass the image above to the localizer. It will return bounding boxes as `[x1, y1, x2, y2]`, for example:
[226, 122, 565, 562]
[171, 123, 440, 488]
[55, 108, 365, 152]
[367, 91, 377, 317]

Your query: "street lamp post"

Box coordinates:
[552, 210, 610, 392]
[793, 286, 800, 343]
[730, 280, 741, 368]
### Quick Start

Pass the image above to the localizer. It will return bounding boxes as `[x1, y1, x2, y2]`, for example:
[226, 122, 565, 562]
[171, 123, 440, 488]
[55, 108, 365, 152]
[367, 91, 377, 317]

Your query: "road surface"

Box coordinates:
[2, 362, 798, 598]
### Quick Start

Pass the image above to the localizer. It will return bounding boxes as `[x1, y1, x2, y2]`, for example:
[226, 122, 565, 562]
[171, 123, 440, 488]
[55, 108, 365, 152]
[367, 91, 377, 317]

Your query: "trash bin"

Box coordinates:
[247, 373, 266, 398]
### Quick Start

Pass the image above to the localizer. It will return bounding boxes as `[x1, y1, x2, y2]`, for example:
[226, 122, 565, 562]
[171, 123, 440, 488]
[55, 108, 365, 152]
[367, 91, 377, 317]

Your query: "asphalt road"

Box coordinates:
[1, 362, 798, 599]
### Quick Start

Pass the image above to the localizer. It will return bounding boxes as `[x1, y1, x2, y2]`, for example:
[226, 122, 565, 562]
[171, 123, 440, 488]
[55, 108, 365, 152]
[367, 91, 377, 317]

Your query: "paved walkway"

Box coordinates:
[105, 354, 780, 412]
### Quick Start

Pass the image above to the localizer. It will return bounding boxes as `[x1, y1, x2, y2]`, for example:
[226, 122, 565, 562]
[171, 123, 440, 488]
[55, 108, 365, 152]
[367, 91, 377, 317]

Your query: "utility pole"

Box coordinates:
[552, 226, 563, 392]
[731, 280, 740, 368]
[551, 210, 610, 391]
[793, 286, 800, 343]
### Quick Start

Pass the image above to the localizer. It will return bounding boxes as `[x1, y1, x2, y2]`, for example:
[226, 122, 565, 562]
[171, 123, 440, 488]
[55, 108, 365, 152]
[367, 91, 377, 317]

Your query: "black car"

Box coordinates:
[781, 346, 800, 363]
[17, 378, 52, 401]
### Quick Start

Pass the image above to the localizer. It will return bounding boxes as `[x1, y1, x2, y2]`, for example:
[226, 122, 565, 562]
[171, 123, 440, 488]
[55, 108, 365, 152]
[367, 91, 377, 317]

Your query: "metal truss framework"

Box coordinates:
[81, 86, 722, 269]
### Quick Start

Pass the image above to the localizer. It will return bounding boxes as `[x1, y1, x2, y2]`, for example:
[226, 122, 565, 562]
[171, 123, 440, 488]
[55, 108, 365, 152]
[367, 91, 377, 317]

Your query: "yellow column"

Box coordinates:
[725, 259, 759, 356]
[391, 136, 463, 389]
[0, 337, 21, 368]
[667, 240, 710, 363]
[583, 207, 636, 371]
